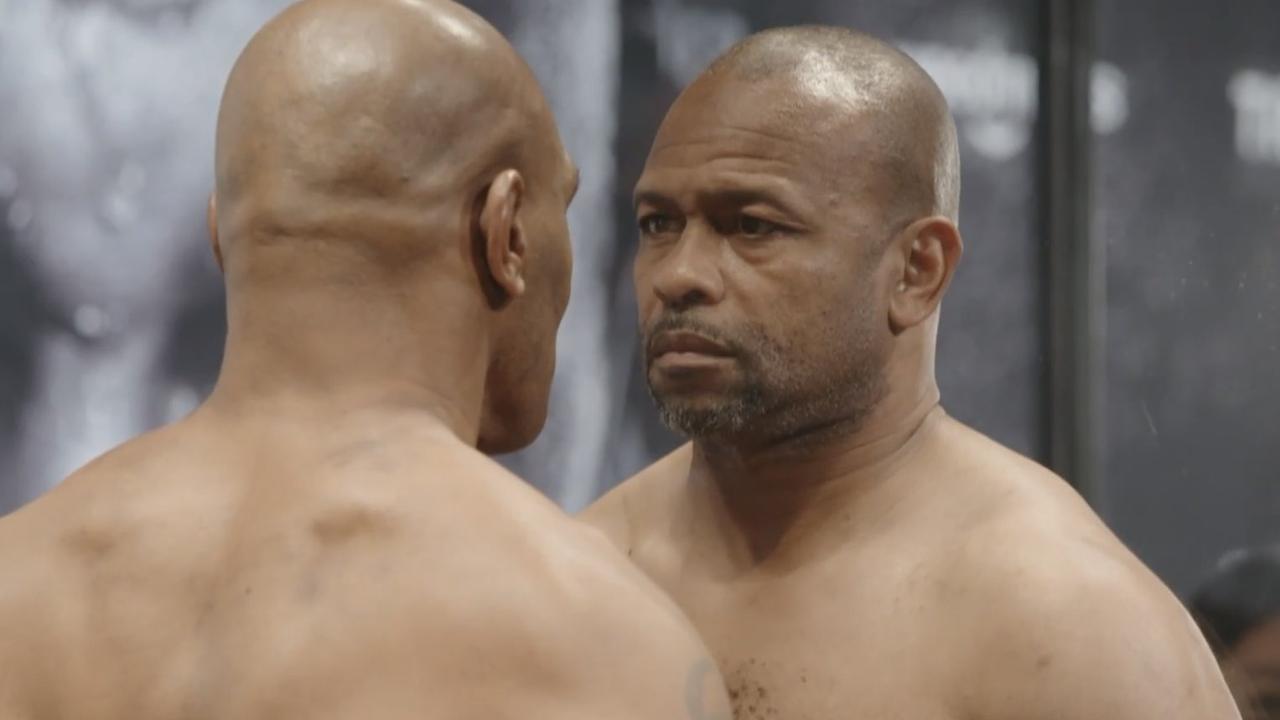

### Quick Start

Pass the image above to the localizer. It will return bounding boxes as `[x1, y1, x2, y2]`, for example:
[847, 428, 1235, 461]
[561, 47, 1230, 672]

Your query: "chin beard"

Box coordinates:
[649, 383, 767, 438]
[642, 304, 888, 444]
[648, 365, 888, 444]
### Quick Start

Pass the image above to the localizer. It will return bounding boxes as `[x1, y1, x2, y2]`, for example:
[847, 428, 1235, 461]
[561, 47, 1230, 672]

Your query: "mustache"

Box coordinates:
[643, 314, 743, 358]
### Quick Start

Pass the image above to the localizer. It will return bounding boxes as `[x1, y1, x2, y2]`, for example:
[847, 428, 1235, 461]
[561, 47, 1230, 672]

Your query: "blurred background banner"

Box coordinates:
[1096, 0, 1280, 593]
[0, 0, 1276, 597]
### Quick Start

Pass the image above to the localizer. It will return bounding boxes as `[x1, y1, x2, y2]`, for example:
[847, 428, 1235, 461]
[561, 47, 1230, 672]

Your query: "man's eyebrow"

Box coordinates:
[700, 183, 812, 219]
[633, 189, 674, 211]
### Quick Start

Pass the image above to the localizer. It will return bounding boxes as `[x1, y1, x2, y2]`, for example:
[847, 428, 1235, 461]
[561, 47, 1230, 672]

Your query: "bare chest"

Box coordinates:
[652, 565, 966, 720]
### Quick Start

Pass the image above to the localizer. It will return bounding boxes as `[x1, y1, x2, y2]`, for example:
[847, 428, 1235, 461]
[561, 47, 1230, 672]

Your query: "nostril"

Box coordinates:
[667, 288, 708, 312]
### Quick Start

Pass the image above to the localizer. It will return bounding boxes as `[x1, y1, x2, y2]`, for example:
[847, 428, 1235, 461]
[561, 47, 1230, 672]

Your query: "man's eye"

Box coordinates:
[737, 215, 779, 237]
[638, 214, 677, 236]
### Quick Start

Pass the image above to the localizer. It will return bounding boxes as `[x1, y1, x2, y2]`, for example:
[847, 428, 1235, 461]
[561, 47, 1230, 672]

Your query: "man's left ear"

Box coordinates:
[887, 216, 963, 332]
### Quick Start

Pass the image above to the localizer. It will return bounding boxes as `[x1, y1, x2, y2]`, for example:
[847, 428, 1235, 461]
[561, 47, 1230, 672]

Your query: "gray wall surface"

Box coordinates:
[1096, 0, 1280, 593]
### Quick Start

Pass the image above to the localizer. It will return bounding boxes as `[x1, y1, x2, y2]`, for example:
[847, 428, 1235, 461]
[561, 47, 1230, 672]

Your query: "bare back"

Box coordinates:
[0, 407, 730, 720]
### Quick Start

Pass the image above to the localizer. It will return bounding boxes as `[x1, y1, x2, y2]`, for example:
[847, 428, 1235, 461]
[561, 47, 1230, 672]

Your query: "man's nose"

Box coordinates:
[649, 226, 726, 311]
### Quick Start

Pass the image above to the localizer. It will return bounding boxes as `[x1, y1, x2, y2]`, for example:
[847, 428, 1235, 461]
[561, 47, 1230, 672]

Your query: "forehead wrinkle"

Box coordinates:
[648, 121, 831, 185]
[664, 78, 884, 174]
[648, 129, 867, 210]
[636, 165, 815, 218]
[646, 147, 800, 177]
[651, 123, 811, 158]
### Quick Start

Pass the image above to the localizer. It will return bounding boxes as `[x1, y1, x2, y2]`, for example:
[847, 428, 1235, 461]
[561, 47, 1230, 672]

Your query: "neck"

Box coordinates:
[206, 269, 488, 446]
[688, 380, 943, 570]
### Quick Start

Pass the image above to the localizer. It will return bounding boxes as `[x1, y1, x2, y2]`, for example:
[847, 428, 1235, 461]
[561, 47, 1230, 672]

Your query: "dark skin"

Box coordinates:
[630, 60, 961, 561]
[586, 27, 1238, 720]
[208, 0, 578, 452]
[1222, 618, 1280, 720]
[0, 1, 731, 718]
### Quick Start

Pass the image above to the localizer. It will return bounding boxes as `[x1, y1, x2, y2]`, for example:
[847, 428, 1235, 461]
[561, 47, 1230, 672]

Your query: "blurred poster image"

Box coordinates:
[0, 0, 623, 513]
[0, 0, 294, 512]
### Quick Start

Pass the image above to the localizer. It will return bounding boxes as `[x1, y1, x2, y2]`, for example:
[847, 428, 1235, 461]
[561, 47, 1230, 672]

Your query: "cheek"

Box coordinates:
[733, 252, 841, 320]
[632, 255, 658, 320]
[751, 261, 879, 356]
[539, 215, 573, 316]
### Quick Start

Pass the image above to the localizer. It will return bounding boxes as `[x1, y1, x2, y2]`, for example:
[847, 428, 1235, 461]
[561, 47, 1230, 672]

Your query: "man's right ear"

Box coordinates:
[475, 169, 527, 308]
[207, 193, 224, 273]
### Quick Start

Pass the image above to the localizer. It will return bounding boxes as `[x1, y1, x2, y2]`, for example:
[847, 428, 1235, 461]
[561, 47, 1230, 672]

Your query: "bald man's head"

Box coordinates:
[213, 0, 566, 260]
[211, 0, 579, 453]
[633, 25, 963, 443]
[702, 25, 960, 224]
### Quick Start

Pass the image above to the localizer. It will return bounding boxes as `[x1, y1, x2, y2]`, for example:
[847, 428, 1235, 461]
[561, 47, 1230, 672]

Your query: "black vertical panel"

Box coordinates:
[1096, 0, 1280, 593]
[1040, 0, 1103, 504]
[603, 0, 1048, 489]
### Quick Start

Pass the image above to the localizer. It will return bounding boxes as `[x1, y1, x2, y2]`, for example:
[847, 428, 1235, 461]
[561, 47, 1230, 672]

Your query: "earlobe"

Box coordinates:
[207, 193, 224, 273]
[478, 169, 528, 304]
[887, 216, 963, 332]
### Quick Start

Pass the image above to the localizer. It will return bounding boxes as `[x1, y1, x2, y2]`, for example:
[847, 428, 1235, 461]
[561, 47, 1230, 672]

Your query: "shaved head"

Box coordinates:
[633, 25, 963, 444]
[213, 0, 563, 267]
[700, 25, 960, 224]
[209, 0, 578, 453]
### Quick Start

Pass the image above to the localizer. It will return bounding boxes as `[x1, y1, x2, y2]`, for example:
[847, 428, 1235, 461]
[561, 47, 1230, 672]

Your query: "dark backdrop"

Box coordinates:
[0, 0, 1274, 595]
[1096, 0, 1280, 592]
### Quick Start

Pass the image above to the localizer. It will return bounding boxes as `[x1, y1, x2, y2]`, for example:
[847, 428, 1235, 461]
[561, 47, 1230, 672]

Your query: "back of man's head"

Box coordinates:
[209, 0, 579, 452]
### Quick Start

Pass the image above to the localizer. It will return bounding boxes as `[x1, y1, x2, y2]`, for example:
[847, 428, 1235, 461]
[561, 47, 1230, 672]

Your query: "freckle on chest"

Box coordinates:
[725, 658, 782, 720]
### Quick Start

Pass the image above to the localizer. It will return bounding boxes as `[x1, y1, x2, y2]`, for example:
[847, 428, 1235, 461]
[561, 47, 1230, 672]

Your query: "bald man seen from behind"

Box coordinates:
[583, 26, 1241, 720]
[0, 1, 733, 719]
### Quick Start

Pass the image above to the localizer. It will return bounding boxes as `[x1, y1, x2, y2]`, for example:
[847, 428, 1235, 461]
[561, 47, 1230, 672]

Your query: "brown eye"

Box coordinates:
[638, 213, 678, 237]
[737, 215, 779, 237]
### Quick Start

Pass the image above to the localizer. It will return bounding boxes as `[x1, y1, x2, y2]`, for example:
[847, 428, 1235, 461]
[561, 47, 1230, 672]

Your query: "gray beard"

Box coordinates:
[642, 297, 889, 444]
[648, 378, 768, 438]
[647, 349, 888, 443]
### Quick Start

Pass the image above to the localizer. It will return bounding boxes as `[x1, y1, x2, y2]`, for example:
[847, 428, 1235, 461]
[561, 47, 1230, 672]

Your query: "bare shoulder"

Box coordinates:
[578, 443, 693, 551]
[1, 430, 728, 719]
[0, 482, 88, 718]
[524, 518, 732, 720]
[382, 447, 731, 719]
[931, 420, 1239, 720]
[0, 509, 40, 716]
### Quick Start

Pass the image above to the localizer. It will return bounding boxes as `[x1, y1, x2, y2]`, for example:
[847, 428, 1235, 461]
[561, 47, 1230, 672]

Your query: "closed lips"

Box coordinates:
[649, 331, 731, 359]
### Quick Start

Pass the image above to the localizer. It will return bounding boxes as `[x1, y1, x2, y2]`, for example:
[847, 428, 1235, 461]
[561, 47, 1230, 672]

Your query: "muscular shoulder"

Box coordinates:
[931, 425, 1237, 719]
[579, 443, 692, 553]
[334, 447, 730, 719]
[515, 522, 731, 719]
[0, 491, 84, 717]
